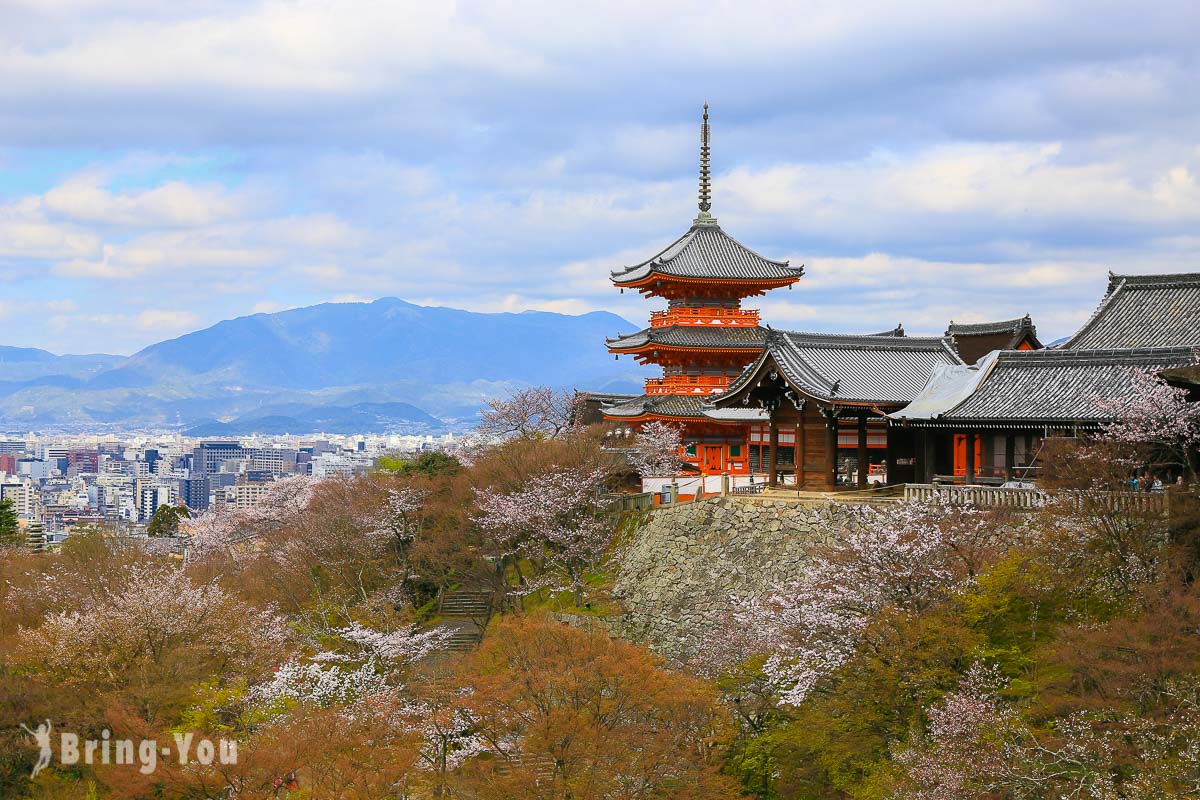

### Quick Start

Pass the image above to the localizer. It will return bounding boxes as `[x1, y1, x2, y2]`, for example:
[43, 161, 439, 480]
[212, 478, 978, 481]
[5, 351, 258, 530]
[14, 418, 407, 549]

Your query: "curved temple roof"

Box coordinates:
[607, 325, 768, 352]
[891, 346, 1198, 424]
[601, 393, 710, 420]
[610, 222, 802, 286]
[714, 330, 962, 407]
[1062, 272, 1200, 349]
[947, 314, 1037, 338]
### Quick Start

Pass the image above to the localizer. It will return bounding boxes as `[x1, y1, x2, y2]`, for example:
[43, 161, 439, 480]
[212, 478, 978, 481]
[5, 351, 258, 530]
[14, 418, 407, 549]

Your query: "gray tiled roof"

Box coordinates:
[611, 222, 802, 284]
[718, 330, 962, 406]
[601, 394, 709, 419]
[896, 346, 1198, 423]
[702, 407, 770, 422]
[947, 315, 1034, 336]
[607, 325, 768, 351]
[1062, 273, 1200, 349]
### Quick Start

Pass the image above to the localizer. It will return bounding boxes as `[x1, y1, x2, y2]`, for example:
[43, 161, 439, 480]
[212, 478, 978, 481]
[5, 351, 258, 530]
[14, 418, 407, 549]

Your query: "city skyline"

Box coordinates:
[2, 2, 1199, 354]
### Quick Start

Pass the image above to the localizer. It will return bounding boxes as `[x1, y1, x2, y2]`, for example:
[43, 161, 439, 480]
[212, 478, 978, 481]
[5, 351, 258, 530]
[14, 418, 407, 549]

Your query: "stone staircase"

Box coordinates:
[436, 589, 494, 652]
[439, 590, 492, 618]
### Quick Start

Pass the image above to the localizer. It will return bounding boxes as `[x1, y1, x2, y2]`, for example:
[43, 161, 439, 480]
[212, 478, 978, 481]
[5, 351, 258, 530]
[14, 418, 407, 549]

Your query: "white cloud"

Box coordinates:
[133, 309, 200, 332]
[42, 176, 248, 227]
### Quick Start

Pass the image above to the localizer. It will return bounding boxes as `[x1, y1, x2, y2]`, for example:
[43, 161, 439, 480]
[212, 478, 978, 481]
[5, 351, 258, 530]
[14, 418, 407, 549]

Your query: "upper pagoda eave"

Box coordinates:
[611, 221, 802, 289]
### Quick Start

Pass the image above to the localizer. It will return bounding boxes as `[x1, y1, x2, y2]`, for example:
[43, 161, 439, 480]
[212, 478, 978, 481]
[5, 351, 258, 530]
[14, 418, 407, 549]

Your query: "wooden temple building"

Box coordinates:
[890, 272, 1200, 483]
[946, 315, 1041, 365]
[704, 329, 962, 489]
[599, 109, 1200, 491]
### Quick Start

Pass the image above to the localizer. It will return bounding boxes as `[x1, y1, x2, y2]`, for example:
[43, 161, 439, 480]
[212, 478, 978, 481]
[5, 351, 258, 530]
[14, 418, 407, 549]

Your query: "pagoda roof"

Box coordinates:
[1061, 272, 1200, 349]
[891, 346, 1198, 425]
[714, 330, 962, 407]
[601, 394, 709, 420]
[607, 324, 767, 352]
[610, 221, 802, 286]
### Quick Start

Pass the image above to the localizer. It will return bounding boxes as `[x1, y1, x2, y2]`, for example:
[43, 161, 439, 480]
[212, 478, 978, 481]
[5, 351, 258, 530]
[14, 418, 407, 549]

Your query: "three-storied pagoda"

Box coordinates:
[602, 106, 804, 474]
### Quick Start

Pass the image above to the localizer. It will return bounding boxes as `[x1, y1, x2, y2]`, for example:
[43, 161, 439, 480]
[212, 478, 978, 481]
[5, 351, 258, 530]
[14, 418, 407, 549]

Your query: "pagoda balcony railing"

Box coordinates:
[649, 307, 760, 328]
[645, 375, 731, 395]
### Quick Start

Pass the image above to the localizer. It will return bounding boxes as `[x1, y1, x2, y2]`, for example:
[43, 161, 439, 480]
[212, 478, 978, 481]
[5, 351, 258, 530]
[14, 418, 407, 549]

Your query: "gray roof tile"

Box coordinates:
[611, 222, 801, 284]
[904, 346, 1198, 423]
[718, 330, 962, 406]
[601, 394, 708, 419]
[947, 315, 1035, 336]
[1062, 272, 1200, 349]
[607, 325, 767, 350]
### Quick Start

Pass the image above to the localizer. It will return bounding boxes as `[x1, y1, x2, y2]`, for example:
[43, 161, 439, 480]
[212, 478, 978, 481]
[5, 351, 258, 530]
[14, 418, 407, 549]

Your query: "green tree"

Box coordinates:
[375, 450, 461, 477]
[147, 503, 191, 537]
[0, 498, 19, 547]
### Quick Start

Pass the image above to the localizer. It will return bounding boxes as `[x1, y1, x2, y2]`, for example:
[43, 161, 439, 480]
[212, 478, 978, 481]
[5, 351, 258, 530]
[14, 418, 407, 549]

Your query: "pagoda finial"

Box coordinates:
[695, 103, 716, 224]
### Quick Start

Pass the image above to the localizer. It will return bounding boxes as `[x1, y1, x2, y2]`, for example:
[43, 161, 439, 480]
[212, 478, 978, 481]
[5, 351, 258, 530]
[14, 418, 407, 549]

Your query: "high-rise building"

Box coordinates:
[181, 477, 211, 511]
[194, 442, 245, 476]
[138, 484, 175, 522]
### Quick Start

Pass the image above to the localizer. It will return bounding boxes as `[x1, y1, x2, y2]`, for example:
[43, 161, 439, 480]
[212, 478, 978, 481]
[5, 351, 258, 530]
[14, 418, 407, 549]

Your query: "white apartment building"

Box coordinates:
[0, 480, 42, 520]
[137, 483, 176, 522]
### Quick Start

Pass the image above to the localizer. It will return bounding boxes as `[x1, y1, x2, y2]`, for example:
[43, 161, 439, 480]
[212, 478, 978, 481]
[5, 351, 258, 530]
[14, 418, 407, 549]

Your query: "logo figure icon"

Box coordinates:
[19, 719, 52, 779]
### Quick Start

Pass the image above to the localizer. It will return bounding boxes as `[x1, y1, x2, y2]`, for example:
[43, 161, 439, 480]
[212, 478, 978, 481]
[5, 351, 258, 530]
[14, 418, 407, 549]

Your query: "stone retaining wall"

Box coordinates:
[610, 496, 855, 663]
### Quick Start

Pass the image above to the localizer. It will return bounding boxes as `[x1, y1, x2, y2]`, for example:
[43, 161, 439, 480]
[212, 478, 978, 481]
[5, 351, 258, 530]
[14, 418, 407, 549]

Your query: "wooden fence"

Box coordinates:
[903, 483, 1169, 514]
[605, 492, 655, 513]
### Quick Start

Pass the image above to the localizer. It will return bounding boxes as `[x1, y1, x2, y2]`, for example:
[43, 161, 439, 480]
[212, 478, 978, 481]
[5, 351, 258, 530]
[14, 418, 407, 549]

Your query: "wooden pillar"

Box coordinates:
[857, 415, 869, 489]
[825, 414, 838, 490]
[922, 429, 935, 483]
[884, 420, 893, 486]
[796, 419, 806, 489]
[965, 431, 976, 485]
[1004, 434, 1015, 482]
[767, 416, 780, 488]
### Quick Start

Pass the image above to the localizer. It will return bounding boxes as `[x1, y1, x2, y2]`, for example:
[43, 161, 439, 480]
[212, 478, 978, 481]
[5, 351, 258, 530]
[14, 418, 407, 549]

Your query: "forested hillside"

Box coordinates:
[1, 383, 1198, 799]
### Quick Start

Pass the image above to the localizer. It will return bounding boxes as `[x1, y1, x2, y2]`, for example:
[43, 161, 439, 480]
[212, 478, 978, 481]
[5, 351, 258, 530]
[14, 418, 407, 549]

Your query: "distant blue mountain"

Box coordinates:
[184, 402, 442, 436]
[0, 299, 651, 432]
[109, 298, 644, 389]
[0, 346, 121, 381]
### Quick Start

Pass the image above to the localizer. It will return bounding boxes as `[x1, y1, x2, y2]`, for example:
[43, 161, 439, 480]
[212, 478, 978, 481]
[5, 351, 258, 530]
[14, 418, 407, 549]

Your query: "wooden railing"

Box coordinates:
[605, 492, 655, 513]
[649, 307, 761, 328]
[644, 375, 730, 395]
[904, 483, 1046, 508]
[903, 484, 1170, 514]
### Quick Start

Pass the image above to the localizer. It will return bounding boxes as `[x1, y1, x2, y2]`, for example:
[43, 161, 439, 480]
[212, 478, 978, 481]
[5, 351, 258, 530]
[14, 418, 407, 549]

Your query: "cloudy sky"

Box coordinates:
[2, 1, 1198, 355]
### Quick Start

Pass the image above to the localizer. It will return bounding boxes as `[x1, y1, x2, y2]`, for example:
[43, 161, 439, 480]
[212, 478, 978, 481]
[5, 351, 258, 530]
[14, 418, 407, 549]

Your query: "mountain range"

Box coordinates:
[0, 299, 650, 434]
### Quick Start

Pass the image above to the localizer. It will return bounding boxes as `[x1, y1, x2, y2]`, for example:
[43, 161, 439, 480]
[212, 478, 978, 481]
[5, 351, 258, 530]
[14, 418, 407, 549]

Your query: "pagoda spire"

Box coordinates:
[696, 103, 716, 225]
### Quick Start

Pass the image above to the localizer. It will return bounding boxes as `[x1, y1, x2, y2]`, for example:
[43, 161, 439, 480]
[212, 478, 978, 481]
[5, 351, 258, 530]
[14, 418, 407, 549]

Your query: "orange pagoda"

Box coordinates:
[602, 105, 803, 475]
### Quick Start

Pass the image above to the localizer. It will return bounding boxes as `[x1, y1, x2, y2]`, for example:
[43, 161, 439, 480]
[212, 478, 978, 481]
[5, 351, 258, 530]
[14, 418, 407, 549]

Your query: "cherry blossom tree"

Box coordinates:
[367, 486, 430, 549]
[476, 386, 586, 441]
[892, 666, 1200, 800]
[474, 465, 614, 606]
[1096, 366, 1200, 481]
[713, 500, 1003, 705]
[14, 563, 289, 698]
[183, 474, 318, 554]
[626, 420, 685, 477]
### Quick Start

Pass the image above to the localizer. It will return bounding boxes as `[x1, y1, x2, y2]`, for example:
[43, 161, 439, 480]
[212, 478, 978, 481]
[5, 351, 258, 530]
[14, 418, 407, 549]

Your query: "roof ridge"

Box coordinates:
[1107, 271, 1200, 287]
[780, 330, 954, 349]
[946, 315, 1033, 334]
[997, 345, 1198, 365]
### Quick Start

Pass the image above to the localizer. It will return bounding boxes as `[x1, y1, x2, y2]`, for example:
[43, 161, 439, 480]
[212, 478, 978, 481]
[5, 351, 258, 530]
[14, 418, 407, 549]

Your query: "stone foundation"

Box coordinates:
[611, 496, 854, 663]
